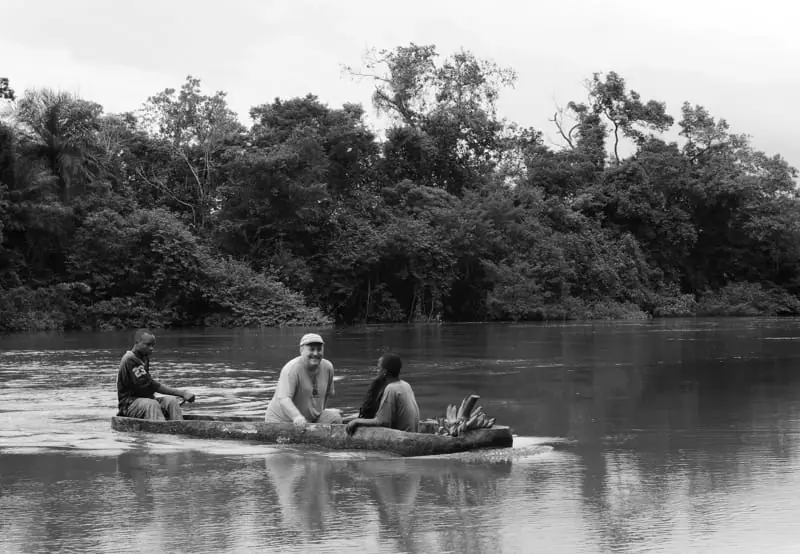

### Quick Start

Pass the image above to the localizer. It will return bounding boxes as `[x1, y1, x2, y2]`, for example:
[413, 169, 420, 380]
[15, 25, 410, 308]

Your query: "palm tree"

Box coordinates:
[14, 88, 104, 201]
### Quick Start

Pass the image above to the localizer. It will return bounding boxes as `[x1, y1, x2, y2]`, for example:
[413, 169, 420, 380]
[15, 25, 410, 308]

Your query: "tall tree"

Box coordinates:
[556, 71, 673, 165]
[217, 95, 379, 294]
[14, 89, 105, 201]
[140, 76, 244, 231]
[345, 43, 526, 195]
[678, 103, 800, 290]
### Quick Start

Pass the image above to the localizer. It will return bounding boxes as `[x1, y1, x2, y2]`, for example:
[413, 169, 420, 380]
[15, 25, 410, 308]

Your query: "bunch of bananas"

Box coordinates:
[436, 394, 496, 437]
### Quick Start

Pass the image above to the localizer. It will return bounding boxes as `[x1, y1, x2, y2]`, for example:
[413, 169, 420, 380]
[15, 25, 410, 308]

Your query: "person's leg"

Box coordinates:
[157, 396, 184, 421]
[318, 408, 343, 424]
[125, 398, 166, 420]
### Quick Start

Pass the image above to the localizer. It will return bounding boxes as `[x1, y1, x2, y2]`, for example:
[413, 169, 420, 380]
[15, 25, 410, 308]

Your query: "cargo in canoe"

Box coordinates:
[110, 414, 514, 457]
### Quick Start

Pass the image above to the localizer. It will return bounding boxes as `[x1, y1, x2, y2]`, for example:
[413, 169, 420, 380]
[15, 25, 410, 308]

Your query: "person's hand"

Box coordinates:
[346, 420, 359, 436]
[182, 392, 196, 404]
[292, 415, 308, 430]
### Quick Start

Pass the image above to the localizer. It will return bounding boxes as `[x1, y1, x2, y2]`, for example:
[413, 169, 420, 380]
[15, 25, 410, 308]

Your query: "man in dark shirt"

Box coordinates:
[116, 329, 195, 420]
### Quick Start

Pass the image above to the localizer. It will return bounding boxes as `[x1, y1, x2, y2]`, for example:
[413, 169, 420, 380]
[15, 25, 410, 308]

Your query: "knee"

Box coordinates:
[160, 396, 185, 421]
[321, 409, 343, 424]
[141, 399, 165, 420]
[162, 396, 181, 408]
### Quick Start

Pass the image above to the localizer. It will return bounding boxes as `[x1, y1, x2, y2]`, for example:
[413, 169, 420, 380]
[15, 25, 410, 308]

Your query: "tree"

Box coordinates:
[0, 78, 13, 101]
[248, 95, 380, 197]
[14, 89, 105, 201]
[556, 71, 673, 165]
[674, 104, 800, 291]
[140, 76, 245, 231]
[578, 141, 697, 284]
[346, 43, 525, 194]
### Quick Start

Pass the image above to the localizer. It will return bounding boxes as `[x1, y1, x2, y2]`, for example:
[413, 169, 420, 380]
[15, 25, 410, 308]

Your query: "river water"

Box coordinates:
[1, 318, 800, 553]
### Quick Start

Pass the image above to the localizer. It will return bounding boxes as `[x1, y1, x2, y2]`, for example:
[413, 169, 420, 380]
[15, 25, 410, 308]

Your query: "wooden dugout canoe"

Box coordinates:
[110, 414, 514, 457]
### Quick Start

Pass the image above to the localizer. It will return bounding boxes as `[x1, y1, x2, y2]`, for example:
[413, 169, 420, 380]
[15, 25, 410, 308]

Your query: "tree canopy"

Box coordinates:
[1, 45, 798, 332]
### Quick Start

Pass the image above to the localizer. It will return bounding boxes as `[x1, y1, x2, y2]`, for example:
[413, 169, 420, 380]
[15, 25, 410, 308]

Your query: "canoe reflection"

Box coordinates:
[262, 452, 513, 552]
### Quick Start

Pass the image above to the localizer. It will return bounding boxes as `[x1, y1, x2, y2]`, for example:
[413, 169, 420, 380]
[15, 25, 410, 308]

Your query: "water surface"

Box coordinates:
[2, 319, 800, 553]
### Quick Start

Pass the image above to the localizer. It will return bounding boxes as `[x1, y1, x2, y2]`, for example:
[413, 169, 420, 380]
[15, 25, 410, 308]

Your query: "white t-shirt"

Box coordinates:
[264, 356, 335, 423]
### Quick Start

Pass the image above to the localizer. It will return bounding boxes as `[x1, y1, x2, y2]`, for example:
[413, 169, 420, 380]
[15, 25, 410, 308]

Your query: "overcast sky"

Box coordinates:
[3, 0, 799, 169]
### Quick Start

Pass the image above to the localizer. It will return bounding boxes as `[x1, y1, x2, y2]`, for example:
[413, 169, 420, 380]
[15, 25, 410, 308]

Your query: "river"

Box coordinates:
[1, 318, 799, 553]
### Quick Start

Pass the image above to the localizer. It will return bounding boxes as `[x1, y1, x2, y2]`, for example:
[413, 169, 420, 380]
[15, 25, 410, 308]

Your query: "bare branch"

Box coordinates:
[345, 70, 393, 85]
[549, 110, 575, 150]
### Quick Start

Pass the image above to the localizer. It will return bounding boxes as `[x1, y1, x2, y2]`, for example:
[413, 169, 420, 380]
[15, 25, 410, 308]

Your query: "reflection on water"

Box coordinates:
[0, 449, 551, 554]
[3, 319, 800, 552]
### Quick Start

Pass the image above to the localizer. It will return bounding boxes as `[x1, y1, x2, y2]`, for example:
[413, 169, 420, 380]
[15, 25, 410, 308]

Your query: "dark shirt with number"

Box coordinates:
[116, 351, 160, 415]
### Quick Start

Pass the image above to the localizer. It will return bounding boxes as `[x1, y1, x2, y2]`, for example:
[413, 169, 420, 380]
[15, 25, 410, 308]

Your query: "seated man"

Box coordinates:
[265, 333, 342, 428]
[346, 353, 419, 435]
[116, 329, 195, 420]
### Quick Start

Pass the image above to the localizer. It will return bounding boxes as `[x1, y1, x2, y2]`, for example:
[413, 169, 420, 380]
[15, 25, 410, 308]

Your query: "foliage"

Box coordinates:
[0, 78, 14, 101]
[64, 208, 328, 329]
[0, 284, 80, 332]
[346, 43, 530, 195]
[139, 76, 245, 231]
[197, 255, 331, 327]
[1, 45, 799, 332]
[696, 282, 800, 317]
[650, 283, 698, 317]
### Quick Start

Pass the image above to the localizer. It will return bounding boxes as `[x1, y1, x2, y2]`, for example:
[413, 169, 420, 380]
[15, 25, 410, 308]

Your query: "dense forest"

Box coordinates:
[1, 44, 799, 332]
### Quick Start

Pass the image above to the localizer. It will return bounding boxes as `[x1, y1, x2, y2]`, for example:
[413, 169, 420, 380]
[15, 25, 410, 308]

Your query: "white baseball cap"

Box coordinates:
[299, 333, 324, 346]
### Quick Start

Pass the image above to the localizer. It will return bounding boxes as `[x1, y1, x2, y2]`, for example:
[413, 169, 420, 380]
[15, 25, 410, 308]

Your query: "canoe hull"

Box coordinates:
[111, 414, 514, 457]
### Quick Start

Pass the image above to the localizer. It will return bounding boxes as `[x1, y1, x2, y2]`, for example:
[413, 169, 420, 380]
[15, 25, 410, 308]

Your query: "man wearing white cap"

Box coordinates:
[265, 333, 342, 428]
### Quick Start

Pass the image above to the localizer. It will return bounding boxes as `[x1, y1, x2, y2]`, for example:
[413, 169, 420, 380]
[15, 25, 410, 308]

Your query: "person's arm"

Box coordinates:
[154, 382, 195, 403]
[324, 362, 335, 409]
[273, 365, 306, 427]
[341, 413, 359, 423]
[279, 397, 304, 423]
[345, 417, 385, 434]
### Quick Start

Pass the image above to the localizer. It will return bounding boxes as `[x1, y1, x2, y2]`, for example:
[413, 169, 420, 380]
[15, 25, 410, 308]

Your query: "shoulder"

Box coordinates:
[120, 351, 140, 367]
[280, 357, 303, 373]
[397, 380, 415, 393]
[321, 359, 334, 373]
[384, 381, 404, 394]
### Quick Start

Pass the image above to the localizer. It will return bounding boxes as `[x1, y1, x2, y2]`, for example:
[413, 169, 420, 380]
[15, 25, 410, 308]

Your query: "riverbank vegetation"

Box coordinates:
[1, 44, 798, 331]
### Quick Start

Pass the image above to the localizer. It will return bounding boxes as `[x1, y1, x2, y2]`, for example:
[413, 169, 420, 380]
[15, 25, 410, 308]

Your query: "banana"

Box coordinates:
[437, 397, 500, 436]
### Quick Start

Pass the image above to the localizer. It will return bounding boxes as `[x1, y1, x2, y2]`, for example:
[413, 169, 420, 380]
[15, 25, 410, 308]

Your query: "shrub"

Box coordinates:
[696, 282, 800, 316]
[0, 284, 79, 331]
[651, 282, 698, 317]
